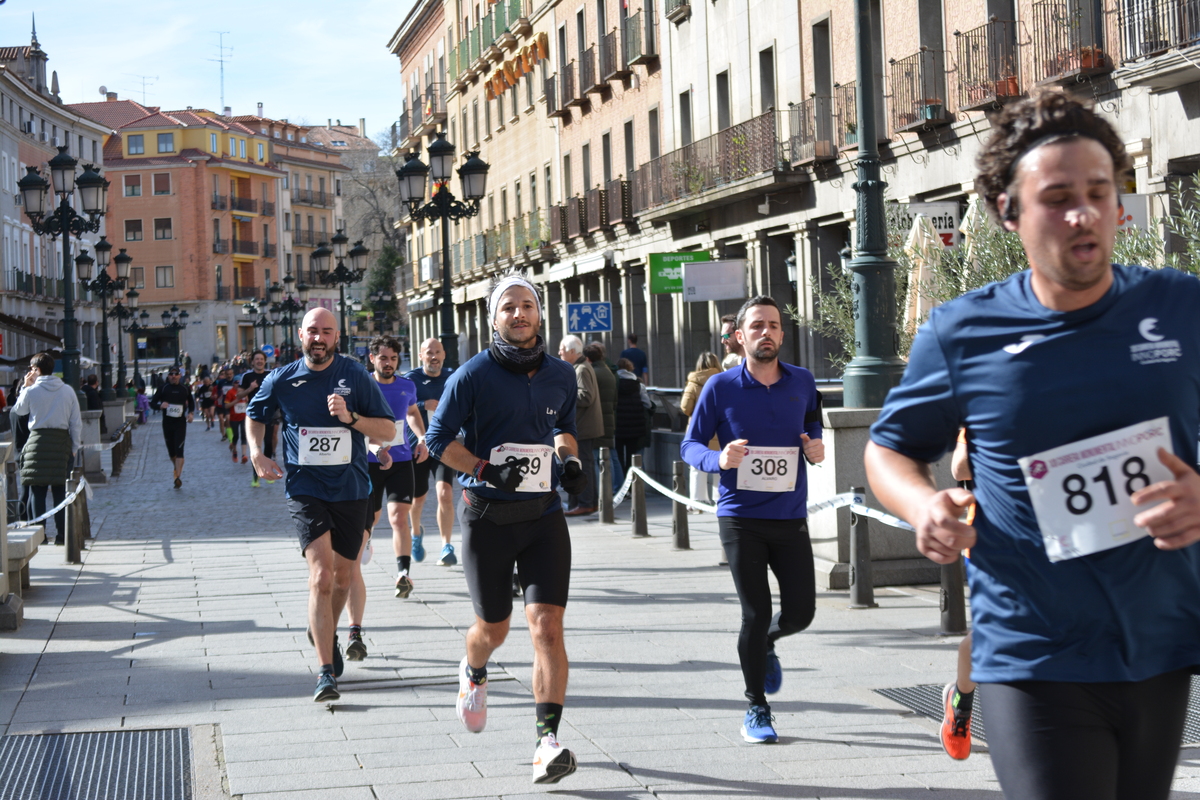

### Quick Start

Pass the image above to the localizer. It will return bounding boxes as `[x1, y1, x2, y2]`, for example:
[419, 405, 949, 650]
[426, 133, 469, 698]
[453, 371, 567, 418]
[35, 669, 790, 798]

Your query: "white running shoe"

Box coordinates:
[394, 573, 414, 598]
[456, 656, 487, 733]
[532, 732, 576, 784]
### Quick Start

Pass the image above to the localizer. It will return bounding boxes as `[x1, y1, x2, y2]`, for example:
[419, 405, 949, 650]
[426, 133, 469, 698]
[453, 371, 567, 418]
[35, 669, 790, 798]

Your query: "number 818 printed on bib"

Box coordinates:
[1018, 417, 1174, 562]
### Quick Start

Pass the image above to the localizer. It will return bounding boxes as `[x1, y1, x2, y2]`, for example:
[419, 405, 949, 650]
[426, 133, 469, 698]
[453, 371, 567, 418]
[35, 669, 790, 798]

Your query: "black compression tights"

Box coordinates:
[718, 517, 816, 705]
[983, 669, 1191, 800]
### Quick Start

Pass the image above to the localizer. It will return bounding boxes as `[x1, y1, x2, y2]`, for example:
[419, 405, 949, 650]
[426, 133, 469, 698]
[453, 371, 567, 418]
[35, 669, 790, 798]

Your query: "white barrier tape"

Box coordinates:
[10, 477, 89, 527]
[850, 503, 915, 531]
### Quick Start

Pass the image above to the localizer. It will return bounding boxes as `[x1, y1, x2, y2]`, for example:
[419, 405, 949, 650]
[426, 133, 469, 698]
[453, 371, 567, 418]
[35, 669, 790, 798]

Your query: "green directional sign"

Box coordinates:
[649, 251, 710, 294]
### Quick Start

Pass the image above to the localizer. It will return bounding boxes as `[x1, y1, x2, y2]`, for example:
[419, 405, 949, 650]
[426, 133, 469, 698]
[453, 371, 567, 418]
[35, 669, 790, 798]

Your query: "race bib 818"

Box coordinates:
[1018, 417, 1173, 562]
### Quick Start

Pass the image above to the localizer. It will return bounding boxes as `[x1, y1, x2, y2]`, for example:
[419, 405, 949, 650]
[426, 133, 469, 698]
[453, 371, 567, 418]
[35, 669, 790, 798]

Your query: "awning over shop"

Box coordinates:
[0, 312, 62, 347]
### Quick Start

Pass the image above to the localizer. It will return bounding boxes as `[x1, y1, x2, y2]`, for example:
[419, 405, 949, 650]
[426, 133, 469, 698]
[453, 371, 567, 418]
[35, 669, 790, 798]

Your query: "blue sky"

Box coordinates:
[4, 0, 414, 142]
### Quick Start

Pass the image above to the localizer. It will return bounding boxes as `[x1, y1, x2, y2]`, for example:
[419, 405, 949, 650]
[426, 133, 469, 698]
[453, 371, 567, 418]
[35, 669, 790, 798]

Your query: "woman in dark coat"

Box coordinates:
[614, 357, 652, 473]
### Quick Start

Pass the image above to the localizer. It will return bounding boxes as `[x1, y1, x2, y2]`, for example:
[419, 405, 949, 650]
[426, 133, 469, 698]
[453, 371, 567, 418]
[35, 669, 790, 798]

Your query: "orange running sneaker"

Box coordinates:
[940, 682, 972, 760]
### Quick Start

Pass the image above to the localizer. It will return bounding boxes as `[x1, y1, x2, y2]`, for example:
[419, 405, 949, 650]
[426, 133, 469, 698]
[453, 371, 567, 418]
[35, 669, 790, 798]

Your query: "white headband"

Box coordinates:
[488, 276, 541, 322]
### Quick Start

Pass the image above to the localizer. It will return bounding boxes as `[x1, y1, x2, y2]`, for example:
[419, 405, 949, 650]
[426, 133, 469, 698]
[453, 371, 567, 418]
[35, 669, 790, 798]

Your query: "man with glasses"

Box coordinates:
[149, 367, 195, 488]
[721, 314, 744, 370]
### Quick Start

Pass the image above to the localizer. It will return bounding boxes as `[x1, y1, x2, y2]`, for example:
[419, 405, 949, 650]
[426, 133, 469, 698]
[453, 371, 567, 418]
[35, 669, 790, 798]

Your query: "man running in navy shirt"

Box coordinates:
[404, 338, 458, 566]
[247, 308, 395, 703]
[426, 274, 587, 785]
[682, 295, 824, 743]
[866, 92, 1200, 800]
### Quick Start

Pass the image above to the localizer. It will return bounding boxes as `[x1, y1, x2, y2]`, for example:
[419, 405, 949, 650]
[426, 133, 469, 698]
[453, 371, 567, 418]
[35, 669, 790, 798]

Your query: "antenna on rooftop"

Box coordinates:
[124, 74, 158, 104]
[209, 32, 233, 113]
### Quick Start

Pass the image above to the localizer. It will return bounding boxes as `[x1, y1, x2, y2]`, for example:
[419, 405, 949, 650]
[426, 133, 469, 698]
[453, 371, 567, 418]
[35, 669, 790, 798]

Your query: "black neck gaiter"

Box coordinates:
[490, 331, 545, 374]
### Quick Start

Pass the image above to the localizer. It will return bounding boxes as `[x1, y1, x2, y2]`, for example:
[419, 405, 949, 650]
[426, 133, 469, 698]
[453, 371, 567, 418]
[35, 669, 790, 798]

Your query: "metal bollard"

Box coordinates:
[599, 446, 615, 524]
[630, 454, 649, 538]
[671, 460, 690, 550]
[848, 486, 877, 609]
[940, 558, 968, 635]
[65, 478, 82, 565]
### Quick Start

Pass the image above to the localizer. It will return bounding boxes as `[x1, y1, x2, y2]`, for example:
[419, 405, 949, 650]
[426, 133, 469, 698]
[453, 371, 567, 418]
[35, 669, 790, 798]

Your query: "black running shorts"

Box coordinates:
[459, 498, 571, 623]
[287, 495, 369, 561]
[163, 420, 186, 459]
[412, 455, 457, 498]
[368, 459, 415, 515]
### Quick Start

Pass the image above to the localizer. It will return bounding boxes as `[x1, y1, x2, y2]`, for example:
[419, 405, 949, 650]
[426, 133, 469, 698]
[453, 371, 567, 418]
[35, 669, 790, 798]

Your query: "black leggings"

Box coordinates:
[163, 421, 186, 459]
[718, 517, 816, 705]
[982, 669, 1191, 800]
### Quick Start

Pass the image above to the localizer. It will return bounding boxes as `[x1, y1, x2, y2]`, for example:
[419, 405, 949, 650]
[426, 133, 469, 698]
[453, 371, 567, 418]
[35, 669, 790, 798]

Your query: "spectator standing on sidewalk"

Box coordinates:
[13, 353, 82, 546]
[584, 342, 622, 493]
[614, 358, 652, 474]
[619, 335, 649, 385]
[558, 335, 602, 516]
[681, 352, 722, 508]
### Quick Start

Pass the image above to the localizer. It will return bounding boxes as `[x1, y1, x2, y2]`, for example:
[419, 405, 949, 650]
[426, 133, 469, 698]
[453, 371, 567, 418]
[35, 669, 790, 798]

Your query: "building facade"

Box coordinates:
[2, 30, 109, 364]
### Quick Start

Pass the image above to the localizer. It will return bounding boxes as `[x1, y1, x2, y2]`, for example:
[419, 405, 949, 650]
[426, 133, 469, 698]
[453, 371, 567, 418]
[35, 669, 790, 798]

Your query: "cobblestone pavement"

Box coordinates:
[2, 417, 1198, 799]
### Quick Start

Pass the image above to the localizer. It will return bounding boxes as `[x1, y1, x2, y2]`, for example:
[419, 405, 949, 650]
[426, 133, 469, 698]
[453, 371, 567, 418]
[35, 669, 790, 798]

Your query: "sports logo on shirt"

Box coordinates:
[1130, 317, 1181, 365]
[334, 377, 352, 396]
[1003, 334, 1045, 355]
[290, 380, 307, 387]
[545, 408, 556, 415]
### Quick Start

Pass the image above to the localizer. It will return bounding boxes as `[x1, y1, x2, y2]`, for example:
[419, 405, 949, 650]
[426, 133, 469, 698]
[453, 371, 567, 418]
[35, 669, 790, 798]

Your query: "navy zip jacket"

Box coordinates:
[681, 361, 822, 519]
[425, 349, 578, 508]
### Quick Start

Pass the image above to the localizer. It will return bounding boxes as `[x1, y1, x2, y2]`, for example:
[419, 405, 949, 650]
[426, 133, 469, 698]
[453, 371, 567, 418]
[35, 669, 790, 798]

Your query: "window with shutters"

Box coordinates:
[125, 219, 143, 242]
[152, 173, 170, 195]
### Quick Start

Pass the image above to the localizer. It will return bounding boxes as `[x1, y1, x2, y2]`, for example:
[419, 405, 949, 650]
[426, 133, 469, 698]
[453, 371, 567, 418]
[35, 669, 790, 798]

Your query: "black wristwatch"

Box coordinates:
[349, 411, 360, 426]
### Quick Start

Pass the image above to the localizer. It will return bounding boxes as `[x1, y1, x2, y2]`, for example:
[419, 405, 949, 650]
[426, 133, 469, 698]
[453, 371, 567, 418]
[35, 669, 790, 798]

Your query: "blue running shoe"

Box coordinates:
[764, 648, 782, 694]
[741, 705, 777, 743]
[412, 526, 426, 562]
[314, 671, 339, 702]
[438, 543, 457, 566]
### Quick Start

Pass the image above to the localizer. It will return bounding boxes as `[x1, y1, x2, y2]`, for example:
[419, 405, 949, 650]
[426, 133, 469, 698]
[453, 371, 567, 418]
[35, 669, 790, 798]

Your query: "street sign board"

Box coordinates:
[261, 344, 276, 358]
[683, 260, 747, 301]
[649, 251, 710, 294]
[567, 302, 613, 333]
[896, 202, 961, 248]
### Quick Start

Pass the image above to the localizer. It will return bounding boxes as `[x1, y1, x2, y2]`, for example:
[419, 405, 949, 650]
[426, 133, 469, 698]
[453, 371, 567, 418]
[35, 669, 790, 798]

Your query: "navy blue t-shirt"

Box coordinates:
[681, 362, 822, 519]
[246, 354, 394, 502]
[425, 350, 576, 510]
[619, 346, 648, 377]
[402, 366, 454, 448]
[871, 265, 1200, 683]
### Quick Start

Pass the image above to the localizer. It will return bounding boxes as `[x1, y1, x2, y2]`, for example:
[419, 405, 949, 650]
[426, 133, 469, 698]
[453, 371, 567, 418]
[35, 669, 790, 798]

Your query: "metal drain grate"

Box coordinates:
[0, 728, 191, 800]
[876, 676, 1200, 746]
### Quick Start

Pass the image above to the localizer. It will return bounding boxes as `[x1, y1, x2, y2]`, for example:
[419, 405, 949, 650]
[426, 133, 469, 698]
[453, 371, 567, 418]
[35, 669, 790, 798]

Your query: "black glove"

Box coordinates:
[481, 459, 527, 492]
[559, 456, 588, 495]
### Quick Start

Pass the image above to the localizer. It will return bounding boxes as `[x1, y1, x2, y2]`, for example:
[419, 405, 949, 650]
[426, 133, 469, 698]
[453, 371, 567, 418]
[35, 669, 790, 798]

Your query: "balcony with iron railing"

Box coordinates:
[261, 201, 276, 216]
[481, 12, 499, 58]
[1030, 0, 1116, 84]
[234, 285, 260, 300]
[232, 239, 259, 256]
[470, 25, 482, 67]
[639, 111, 787, 213]
[508, 0, 531, 36]
[955, 19, 1023, 111]
[789, 95, 838, 166]
[549, 205, 569, 244]
[1119, 0, 1200, 61]
[666, 0, 691, 23]
[563, 61, 584, 107]
[834, 82, 859, 149]
[211, 193, 227, 210]
[229, 195, 258, 213]
[605, 179, 631, 224]
[448, 44, 460, 88]
[601, 29, 630, 80]
[584, 187, 609, 232]
[566, 196, 585, 238]
[264, 243, 277, 258]
[292, 189, 330, 207]
[293, 230, 318, 247]
[546, 74, 569, 119]
[890, 49, 953, 133]
[213, 239, 230, 254]
[625, 10, 658, 65]
[581, 46, 604, 94]
[419, 84, 447, 131]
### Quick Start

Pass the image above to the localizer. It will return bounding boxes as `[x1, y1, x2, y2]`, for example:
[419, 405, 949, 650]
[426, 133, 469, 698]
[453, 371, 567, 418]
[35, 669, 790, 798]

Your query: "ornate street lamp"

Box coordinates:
[396, 130, 489, 369]
[110, 285, 138, 393]
[126, 308, 151, 388]
[78, 238, 126, 401]
[17, 146, 110, 399]
[313, 232, 371, 355]
[160, 304, 188, 368]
